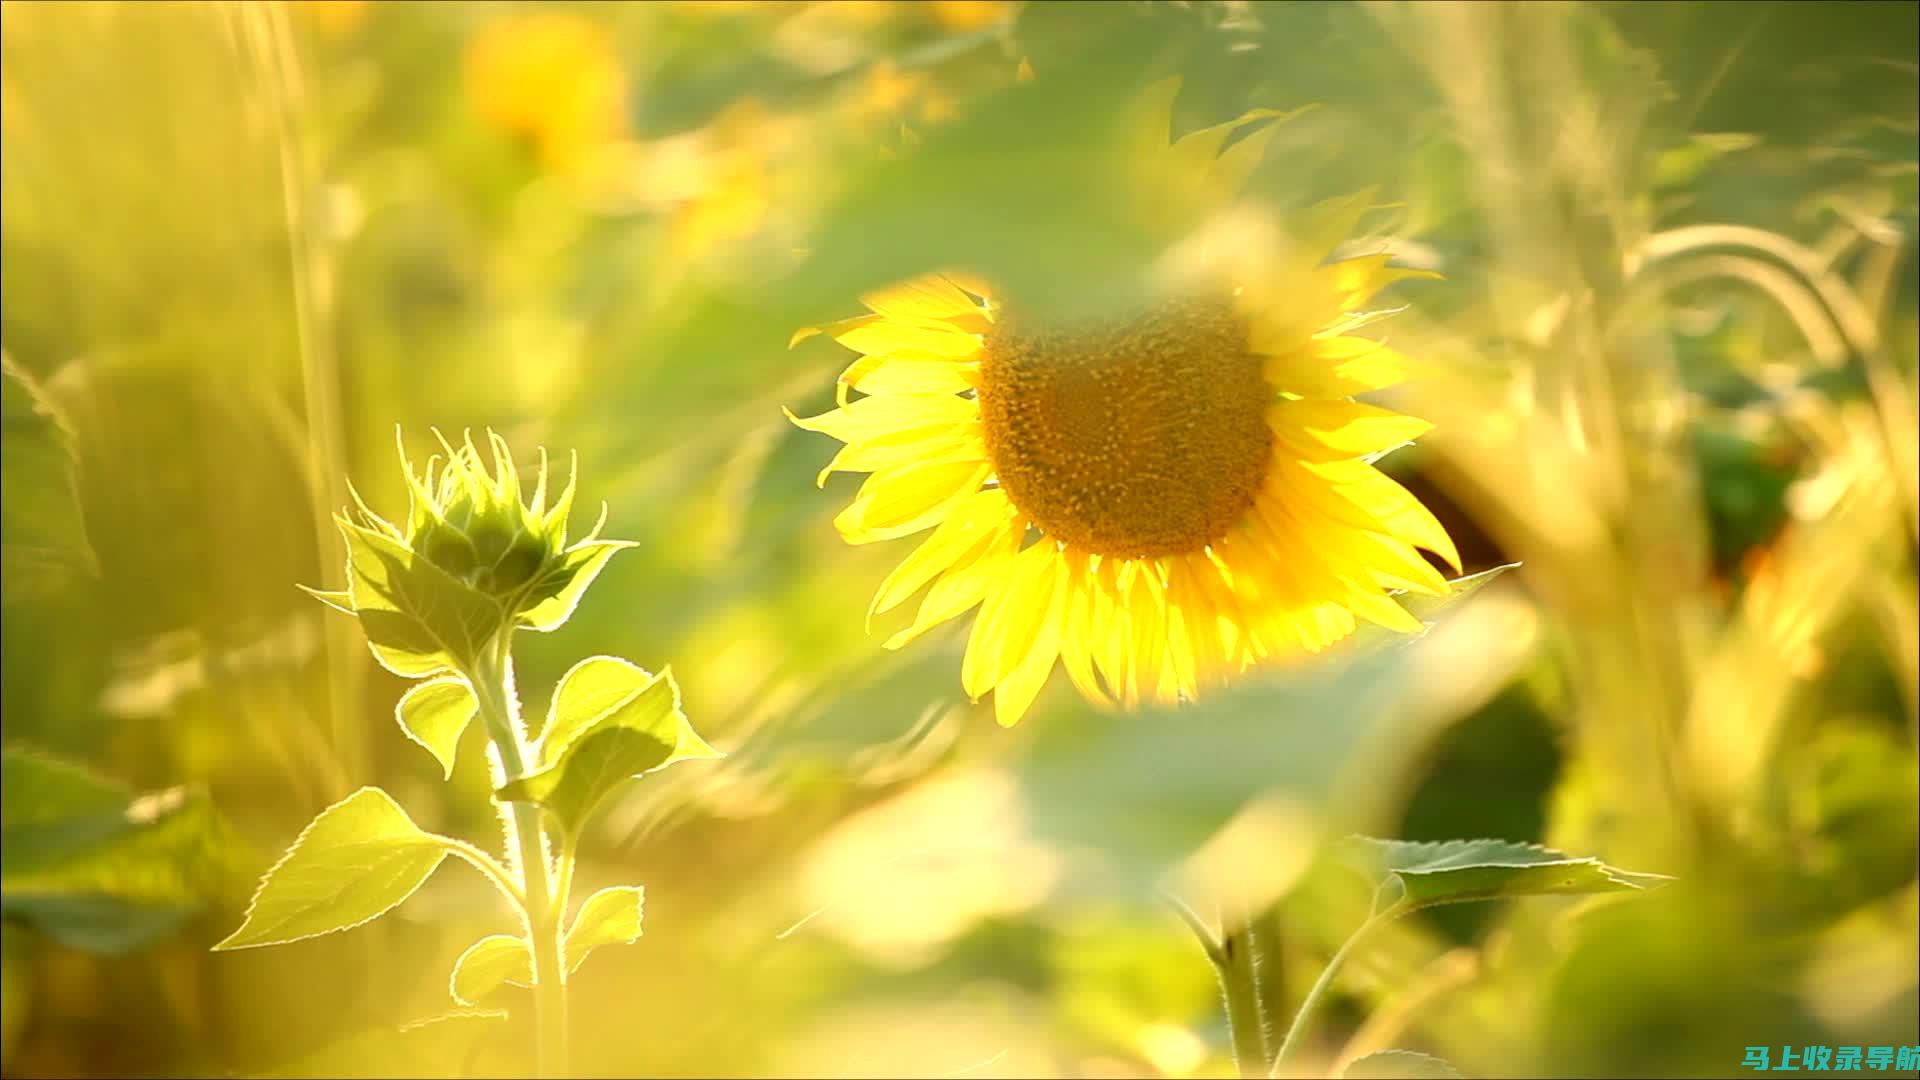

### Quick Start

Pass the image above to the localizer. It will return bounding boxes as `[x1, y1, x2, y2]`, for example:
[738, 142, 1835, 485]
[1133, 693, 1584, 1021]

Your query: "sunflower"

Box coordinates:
[787, 80, 1461, 727]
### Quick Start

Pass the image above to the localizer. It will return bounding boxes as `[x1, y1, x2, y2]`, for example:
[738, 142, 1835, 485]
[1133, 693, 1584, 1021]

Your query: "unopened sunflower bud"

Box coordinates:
[303, 429, 635, 678]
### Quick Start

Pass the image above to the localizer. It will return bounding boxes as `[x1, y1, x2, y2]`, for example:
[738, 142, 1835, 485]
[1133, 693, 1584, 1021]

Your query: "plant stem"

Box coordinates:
[1218, 918, 1271, 1078]
[1247, 906, 1289, 1057]
[471, 632, 570, 1079]
[1268, 911, 1388, 1079]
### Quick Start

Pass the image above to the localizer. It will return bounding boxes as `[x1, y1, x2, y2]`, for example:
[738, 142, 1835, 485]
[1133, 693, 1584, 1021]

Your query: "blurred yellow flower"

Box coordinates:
[926, 0, 1013, 32]
[464, 11, 626, 171]
[293, 0, 368, 39]
[788, 81, 1460, 727]
[851, 60, 958, 128]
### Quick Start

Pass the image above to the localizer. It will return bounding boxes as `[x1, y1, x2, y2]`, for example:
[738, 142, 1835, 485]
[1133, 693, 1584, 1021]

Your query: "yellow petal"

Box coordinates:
[861, 276, 986, 323]
[790, 313, 881, 349]
[1091, 559, 1129, 703]
[962, 540, 1059, 700]
[1344, 528, 1452, 596]
[1124, 76, 1182, 164]
[1268, 400, 1433, 460]
[1056, 554, 1112, 707]
[1126, 563, 1172, 705]
[868, 488, 1015, 621]
[1205, 105, 1317, 206]
[1289, 186, 1382, 267]
[1163, 107, 1285, 198]
[1280, 458, 1461, 571]
[1262, 337, 1412, 398]
[836, 320, 982, 358]
[936, 269, 998, 303]
[837, 352, 977, 406]
[1326, 252, 1442, 312]
[992, 553, 1068, 726]
[1240, 269, 1347, 346]
[815, 425, 984, 487]
[883, 524, 1021, 650]
[1165, 556, 1236, 696]
[1251, 500, 1423, 634]
[1337, 580, 1423, 633]
[835, 460, 990, 543]
[1274, 494, 1449, 598]
[786, 393, 977, 446]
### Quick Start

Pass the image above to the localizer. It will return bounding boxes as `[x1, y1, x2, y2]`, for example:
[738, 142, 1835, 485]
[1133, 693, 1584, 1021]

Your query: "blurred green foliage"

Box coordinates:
[1, 1, 1914, 1078]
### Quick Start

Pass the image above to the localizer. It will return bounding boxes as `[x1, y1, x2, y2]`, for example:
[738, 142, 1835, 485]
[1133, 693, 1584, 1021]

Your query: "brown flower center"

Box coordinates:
[977, 298, 1273, 560]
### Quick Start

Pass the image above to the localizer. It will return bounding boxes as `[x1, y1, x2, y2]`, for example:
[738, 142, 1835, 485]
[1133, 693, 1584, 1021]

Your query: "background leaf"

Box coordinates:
[1344, 836, 1673, 913]
[0, 353, 96, 604]
[2, 748, 242, 953]
[1343, 1050, 1465, 1078]
[214, 787, 448, 950]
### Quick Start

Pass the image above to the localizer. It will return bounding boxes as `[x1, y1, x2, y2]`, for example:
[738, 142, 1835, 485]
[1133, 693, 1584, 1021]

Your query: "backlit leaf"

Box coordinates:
[444, 885, 645, 1005]
[448, 934, 530, 1007]
[497, 665, 719, 836]
[395, 676, 478, 779]
[563, 885, 644, 968]
[1343, 1050, 1465, 1078]
[214, 787, 448, 950]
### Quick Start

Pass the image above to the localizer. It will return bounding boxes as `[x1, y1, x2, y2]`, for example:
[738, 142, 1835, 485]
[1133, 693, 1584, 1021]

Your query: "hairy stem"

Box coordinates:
[1218, 917, 1272, 1078]
[1247, 906, 1289, 1057]
[471, 632, 570, 1079]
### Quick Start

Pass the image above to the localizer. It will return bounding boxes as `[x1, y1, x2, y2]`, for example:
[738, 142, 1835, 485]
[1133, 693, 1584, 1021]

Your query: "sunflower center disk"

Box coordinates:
[977, 298, 1274, 561]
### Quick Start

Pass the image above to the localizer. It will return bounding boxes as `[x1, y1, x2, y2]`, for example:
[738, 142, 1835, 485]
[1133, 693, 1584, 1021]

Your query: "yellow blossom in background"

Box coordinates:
[927, 0, 1014, 32]
[854, 60, 958, 128]
[293, 0, 368, 39]
[621, 98, 797, 272]
[788, 80, 1460, 727]
[465, 11, 626, 172]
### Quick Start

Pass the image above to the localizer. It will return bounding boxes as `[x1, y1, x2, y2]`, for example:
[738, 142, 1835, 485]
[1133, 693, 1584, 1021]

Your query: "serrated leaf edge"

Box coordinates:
[394, 675, 478, 780]
[447, 933, 531, 1006]
[212, 786, 448, 951]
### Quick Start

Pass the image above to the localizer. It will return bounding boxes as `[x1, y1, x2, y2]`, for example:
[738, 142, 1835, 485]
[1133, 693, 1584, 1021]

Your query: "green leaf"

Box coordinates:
[214, 787, 448, 950]
[498, 664, 719, 835]
[336, 519, 504, 677]
[448, 934, 529, 1007]
[1, 354, 97, 604]
[445, 886, 644, 1005]
[564, 884, 644, 965]
[395, 676, 478, 779]
[518, 540, 633, 633]
[2, 749, 242, 953]
[1343, 1050, 1465, 1078]
[299, 585, 356, 615]
[537, 655, 661, 758]
[1344, 837, 1673, 914]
